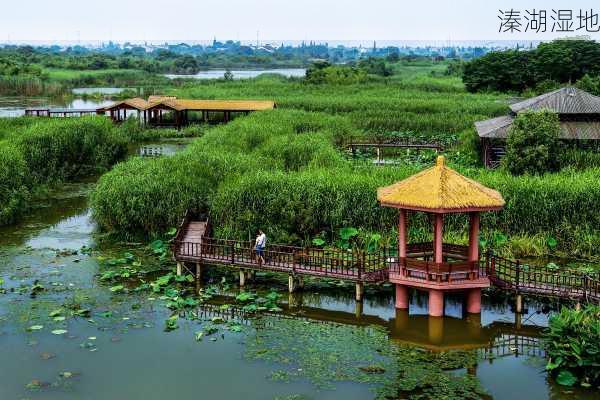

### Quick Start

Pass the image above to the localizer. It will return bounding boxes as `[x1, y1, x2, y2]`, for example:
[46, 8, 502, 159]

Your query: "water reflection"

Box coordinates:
[130, 138, 194, 158]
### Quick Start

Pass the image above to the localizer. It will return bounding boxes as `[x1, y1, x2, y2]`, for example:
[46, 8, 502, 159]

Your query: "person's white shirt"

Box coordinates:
[256, 233, 266, 248]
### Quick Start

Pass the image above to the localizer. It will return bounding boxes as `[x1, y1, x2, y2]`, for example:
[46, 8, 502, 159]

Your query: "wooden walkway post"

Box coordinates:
[239, 269, 247, 287]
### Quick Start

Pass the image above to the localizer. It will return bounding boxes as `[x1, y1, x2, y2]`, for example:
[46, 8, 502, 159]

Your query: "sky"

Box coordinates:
[2, 0, 600, 44]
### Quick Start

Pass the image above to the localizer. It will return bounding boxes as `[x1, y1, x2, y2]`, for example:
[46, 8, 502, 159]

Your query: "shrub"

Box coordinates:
[576, 74, 600, 96]
[559, 148, 600, 170]
[0, 144, 29, 225]
[503, 110, 560, 175]
[0, 116, 127, 226]
[544, 305, 600, 388]
[14, 116, 127, 183]
[91, 109, 356, 237]
[91, 106, 600, 258]
[91, 149, 268, 238]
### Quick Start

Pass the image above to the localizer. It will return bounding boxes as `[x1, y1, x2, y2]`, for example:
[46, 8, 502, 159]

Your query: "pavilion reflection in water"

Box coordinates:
[195, 290, 545, 364]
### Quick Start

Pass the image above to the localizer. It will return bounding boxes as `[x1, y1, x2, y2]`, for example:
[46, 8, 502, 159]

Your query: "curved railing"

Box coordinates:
[390, 258, 484, 283]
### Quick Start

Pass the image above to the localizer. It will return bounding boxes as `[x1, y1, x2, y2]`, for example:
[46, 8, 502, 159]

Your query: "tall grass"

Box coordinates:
[0, 116, 127, 225]
[91, 108, 600, 258]
[170, 76, 508, 142]
[0, 76, 66, 96]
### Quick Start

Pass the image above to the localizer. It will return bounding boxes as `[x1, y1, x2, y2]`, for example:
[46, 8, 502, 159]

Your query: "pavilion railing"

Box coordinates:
[406, 242, 469, 259]
[389, 258, 483, 283]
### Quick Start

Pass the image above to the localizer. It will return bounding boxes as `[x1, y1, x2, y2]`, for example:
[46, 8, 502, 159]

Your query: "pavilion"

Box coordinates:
[378, 156, 505, 317]
[475, 87, 600, 168]
[96, 96, 276, 128]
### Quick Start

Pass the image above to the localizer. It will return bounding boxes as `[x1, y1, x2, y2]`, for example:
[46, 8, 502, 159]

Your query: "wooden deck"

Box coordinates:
[172, 217, 600, 303]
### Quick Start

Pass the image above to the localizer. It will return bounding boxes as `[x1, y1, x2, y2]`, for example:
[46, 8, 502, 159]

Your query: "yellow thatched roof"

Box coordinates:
[98, 97, 150, 111]
[148, 95, 177, 102]
[377, 156, 505, 213]
[143, 98, 276, 112]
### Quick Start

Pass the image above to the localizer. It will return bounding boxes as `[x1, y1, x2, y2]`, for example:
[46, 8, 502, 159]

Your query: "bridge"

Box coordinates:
[172, 156, 600, 317]
[172, 216, 600, 307]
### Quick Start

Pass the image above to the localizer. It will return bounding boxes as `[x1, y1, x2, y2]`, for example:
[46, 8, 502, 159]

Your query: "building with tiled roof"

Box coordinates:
[475, 87, 600, 168]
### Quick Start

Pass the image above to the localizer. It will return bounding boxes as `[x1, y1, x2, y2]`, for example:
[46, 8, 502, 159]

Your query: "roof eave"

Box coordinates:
[378, 202, 505, 213]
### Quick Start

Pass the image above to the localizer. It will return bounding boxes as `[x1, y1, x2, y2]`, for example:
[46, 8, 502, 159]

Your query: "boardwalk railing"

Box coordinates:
[486, 252, 600, 302]
[174, 237, 390, 282]
[172, 216, 600, 302]
[481, 333, 545, 360]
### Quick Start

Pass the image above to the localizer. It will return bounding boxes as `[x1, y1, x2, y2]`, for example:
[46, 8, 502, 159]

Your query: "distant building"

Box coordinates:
[475, 87, 600, 168]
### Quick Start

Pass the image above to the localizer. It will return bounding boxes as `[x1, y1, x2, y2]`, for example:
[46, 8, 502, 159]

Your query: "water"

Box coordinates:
[164, 68, 306, 80]
[0, 176, 595, 399]
[71, 88, 128, 95]
[129, 138, 195, 158]
[0, 96, 113, 117]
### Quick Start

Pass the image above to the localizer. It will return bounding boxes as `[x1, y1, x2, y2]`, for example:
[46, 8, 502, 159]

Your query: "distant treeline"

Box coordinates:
[461, 39, 600, 94]
[0, 41, 489, 79]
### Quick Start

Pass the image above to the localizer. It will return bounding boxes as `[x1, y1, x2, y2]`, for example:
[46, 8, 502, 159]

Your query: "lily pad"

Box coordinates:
[556, 370, 577, 386]
[51, 329, 68, 335]
[28, 325, 44, 331]
[109, 285, 124, 293]
[40, 352, 55, 360]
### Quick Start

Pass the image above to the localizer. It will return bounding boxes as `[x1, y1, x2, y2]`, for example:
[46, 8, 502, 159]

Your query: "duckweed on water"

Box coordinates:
[245, 317, 485, 399]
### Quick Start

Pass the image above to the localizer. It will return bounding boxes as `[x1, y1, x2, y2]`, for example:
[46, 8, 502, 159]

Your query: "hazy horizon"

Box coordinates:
[2, 0, 600, 43]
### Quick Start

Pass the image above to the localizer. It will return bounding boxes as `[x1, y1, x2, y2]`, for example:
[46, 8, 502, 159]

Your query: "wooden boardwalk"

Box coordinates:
[172, 217, 600, 303]
[486, 254, 600, 302]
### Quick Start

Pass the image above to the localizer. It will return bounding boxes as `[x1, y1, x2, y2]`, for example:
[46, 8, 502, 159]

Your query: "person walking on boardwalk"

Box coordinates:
[255, 229, 266, 265]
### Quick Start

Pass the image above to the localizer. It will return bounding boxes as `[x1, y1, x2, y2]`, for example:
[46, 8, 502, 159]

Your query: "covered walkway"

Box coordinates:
[97, 96, 276, 128]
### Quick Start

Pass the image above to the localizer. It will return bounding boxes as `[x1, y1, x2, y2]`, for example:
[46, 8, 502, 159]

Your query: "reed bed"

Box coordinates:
[0, 117, 126, 225]
[91, 109, 600, 258]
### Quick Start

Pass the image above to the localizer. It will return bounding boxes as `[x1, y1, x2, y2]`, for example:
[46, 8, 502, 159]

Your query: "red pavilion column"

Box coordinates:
[395, 285, 409, 309]
[429, 289, 444, 317]
[467, 211, 482, 313]
[429, 213, 445, 316]
[395, 209, 409, 309]
[398, 209, 407, 258]
[434, 213, 443, 263]
[468, 212, 480, 262]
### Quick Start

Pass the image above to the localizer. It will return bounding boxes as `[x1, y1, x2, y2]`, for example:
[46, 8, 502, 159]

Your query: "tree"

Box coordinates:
[462, 39, 600, 93]
[357, 57, 392, 77]
[503, 110, 560, 175]
[576, 74, 600, 96]
[223, 69, 234, 81]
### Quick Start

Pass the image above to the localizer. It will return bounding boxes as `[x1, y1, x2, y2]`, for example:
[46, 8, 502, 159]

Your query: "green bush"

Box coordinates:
[13, 117, 127, 183]
[0, 116, 127, 226]
[544, 305, 600, 388]
[91, 148, 269, 238]
[210, 165, 600, 253]
[90, 109, 353, 237]
[0, 144, 29, 225]
[559, 148, 600, 170]
[503, 110, 560, 175]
